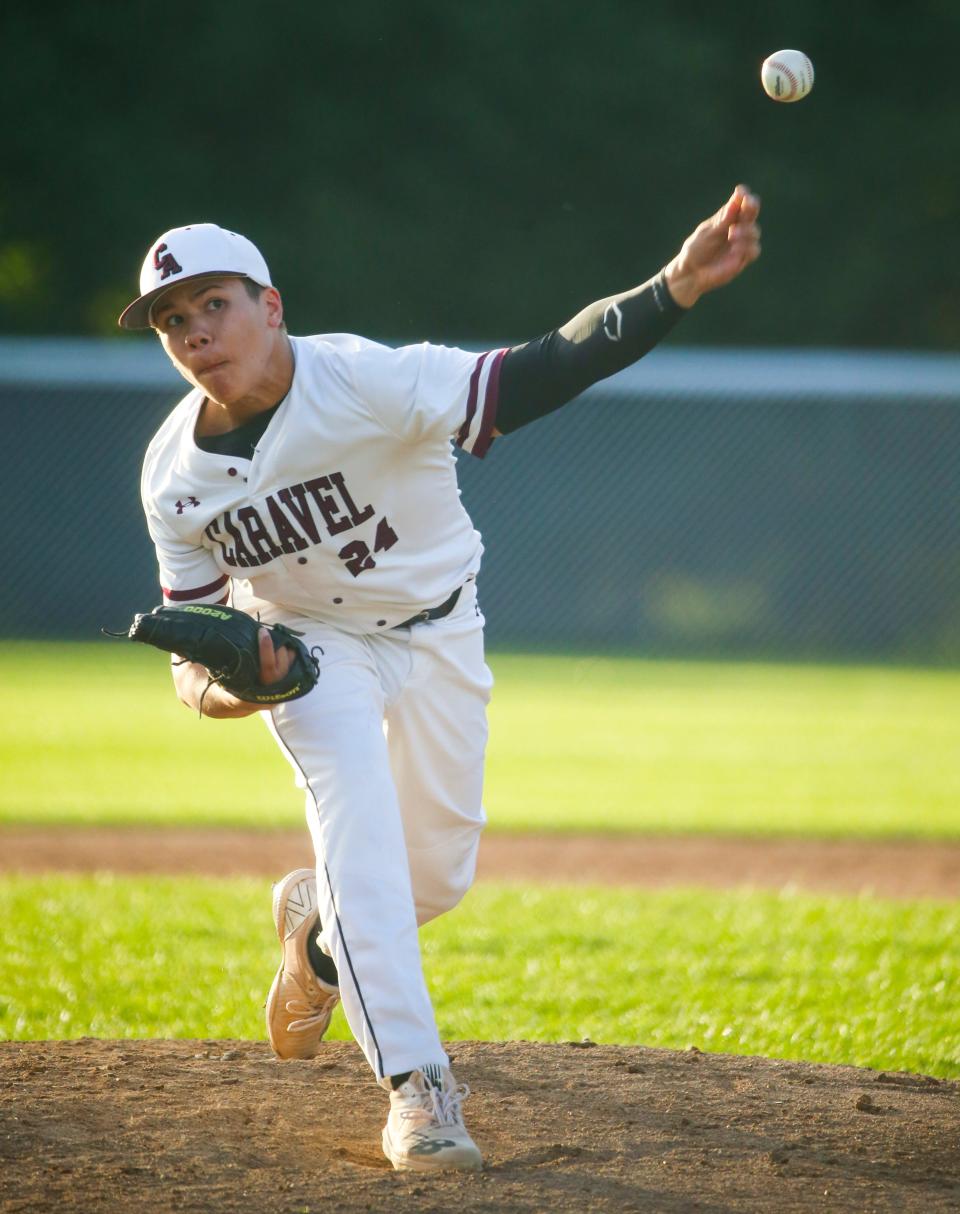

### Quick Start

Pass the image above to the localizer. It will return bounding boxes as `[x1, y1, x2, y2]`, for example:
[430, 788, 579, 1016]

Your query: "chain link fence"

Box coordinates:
[3, 338, 958, 661]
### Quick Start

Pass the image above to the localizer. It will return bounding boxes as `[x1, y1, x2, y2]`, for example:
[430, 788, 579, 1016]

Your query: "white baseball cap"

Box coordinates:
[118, 222, 273, 329]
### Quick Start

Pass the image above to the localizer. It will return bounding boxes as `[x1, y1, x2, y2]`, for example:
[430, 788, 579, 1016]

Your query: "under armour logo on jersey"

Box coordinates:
[603, 301, 623, 342]
[154, 242, 183, 280]
[175, 496, 201, 514]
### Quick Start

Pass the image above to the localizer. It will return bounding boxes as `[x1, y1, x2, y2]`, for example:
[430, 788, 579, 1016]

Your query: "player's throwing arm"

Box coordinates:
[490, 185, 761, 437]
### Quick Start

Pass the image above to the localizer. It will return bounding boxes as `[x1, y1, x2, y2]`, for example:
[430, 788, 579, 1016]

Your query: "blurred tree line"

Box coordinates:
[1, 0, 957, 348]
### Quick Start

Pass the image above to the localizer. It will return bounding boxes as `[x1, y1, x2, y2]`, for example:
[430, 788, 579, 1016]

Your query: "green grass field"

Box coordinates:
[2, 876, 957, 1078]
[2, 641, 959, 836]
[3, 643, 957, 1077]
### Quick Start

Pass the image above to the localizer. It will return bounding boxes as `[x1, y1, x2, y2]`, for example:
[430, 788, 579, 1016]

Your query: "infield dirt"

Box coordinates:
[4, 826, 960, 897]
[2, 1038, 958, 1212]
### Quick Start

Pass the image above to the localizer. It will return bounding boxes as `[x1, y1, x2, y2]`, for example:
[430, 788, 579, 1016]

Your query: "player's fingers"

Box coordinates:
[719, 233, 761, 280]
[715, 192, 742, 228]
[733, 231, 762, 261]
[258, 626, 281, 683]
[716, 183, 750, 226]
[737, 236, 762, 266]
[260, 628, 295, 685]
[738, 192, 761, 222]
[728, 220, 761, 243]
[723, 187, 761, 231]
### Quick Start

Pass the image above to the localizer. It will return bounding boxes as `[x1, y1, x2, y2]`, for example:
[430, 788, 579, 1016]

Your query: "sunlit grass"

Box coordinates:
[2, 875, 957, 1079]
[3, 642, 959, 836]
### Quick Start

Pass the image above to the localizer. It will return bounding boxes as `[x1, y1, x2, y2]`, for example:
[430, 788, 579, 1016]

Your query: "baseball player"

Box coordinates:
[121, 186, 760, 1172]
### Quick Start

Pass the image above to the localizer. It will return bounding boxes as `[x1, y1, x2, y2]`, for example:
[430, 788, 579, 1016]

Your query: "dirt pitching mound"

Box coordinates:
[2, 1040, 957, 1213]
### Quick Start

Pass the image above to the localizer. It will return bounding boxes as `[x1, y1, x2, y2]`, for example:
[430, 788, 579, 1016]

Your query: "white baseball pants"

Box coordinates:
[264, 580, 492, 1084]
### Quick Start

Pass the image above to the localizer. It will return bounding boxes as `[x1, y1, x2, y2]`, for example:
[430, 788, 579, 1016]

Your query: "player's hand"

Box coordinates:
[212, 627, 293, 713]
[663, 185, 762, 308]
[170, 629, 294, 718]
[257, 625, 294, 685]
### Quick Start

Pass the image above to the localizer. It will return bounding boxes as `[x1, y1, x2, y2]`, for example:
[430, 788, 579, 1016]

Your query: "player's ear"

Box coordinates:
[263, 286, 285, 330]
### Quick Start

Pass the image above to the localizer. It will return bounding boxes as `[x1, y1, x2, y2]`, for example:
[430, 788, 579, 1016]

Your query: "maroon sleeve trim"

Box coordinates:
[455, 351, 489, 448]
[470, 348, 506, 459]
[162, 573, 229, 602]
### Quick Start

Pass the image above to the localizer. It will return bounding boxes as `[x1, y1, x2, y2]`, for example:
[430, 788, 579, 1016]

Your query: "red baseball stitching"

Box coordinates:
[769, 59, 800, 98]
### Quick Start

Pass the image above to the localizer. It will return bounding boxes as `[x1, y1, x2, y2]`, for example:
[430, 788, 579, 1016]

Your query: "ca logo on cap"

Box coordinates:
[153, 242, 183, 281]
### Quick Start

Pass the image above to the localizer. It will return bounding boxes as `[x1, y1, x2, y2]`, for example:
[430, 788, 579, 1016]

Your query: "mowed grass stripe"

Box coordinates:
[489, 653, 960, 836]
[1, 876, 957, 1079]
[3, 643, 959, 835]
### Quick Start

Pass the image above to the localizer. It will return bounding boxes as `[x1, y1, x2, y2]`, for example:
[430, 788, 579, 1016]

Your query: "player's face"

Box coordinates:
[151, 277, 283, 405]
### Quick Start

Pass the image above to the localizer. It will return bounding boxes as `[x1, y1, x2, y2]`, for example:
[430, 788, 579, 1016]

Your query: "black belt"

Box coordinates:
[394, 586, 463, 629]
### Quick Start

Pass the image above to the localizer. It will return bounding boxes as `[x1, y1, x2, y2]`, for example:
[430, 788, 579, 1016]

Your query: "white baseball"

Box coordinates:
[761, 49, 814, 103]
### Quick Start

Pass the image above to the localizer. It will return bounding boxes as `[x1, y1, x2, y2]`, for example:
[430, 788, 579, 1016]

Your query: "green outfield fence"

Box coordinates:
[3, 338, 959, 661]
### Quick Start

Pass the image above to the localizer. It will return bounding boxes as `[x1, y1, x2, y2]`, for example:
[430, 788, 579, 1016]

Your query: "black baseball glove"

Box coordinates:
[106, 603, 320, 706]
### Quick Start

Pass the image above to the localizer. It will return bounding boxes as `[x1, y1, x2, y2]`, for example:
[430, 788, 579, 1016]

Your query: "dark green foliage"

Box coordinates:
[1, 1, 957, 346]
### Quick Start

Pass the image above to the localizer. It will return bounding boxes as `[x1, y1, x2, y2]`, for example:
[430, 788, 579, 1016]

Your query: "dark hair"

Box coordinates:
[242, 275, 287, 331]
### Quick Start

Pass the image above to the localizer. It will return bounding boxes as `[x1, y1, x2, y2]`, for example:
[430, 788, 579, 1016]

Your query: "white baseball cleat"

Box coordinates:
[265, 867, 339, 1060]
[382, 1064, 483, 1172]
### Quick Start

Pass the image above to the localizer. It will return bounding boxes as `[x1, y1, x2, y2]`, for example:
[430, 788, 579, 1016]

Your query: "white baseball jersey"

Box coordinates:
[141, 334, 507, 631]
